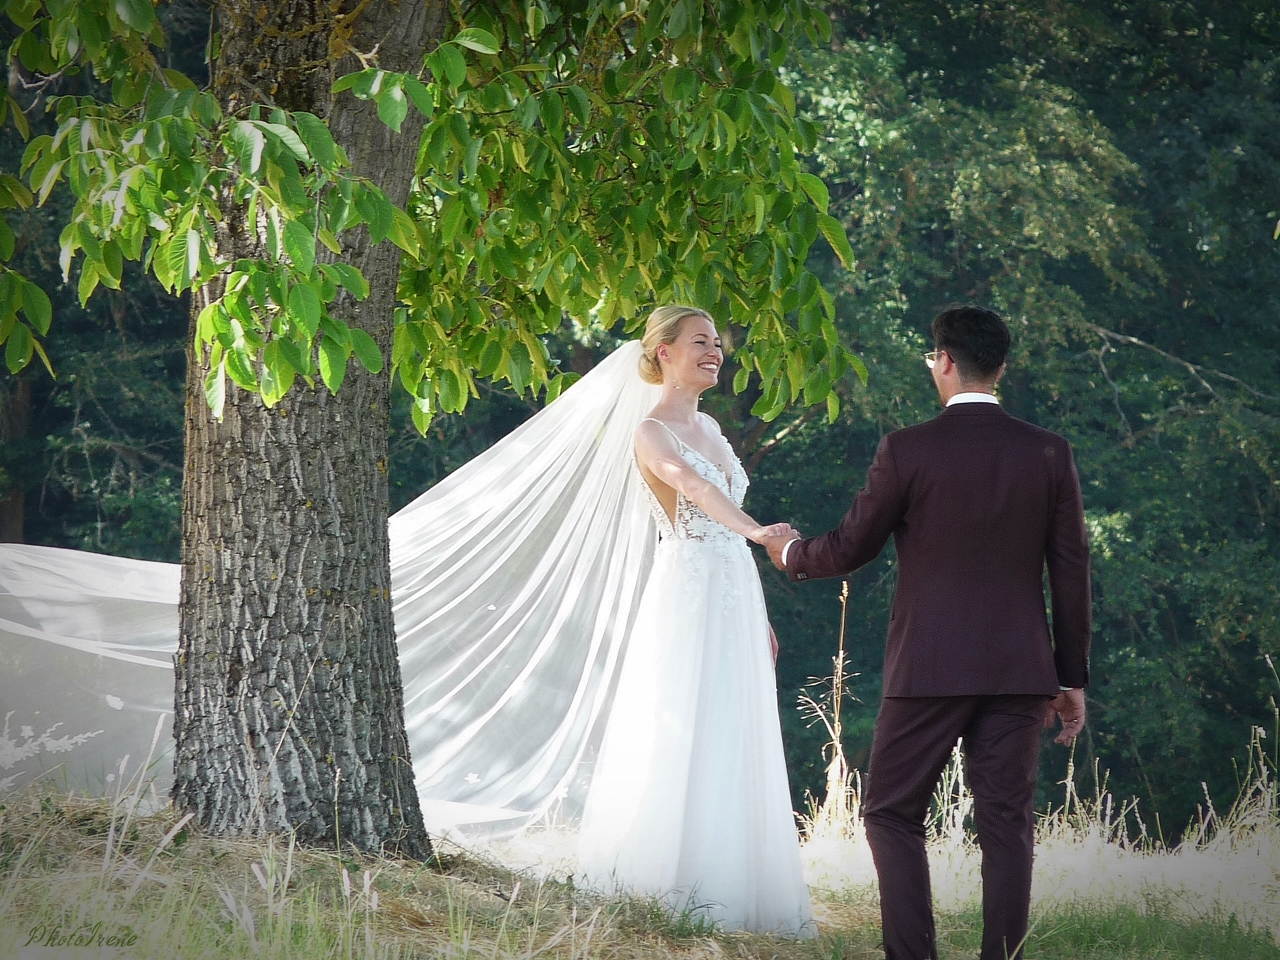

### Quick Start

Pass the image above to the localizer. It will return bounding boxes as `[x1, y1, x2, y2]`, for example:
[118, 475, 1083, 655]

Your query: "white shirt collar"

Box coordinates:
[946, 392, 1001, 407]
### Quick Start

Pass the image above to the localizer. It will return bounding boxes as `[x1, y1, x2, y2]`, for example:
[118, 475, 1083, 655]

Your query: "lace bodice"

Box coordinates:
[637, 418, 750, 549]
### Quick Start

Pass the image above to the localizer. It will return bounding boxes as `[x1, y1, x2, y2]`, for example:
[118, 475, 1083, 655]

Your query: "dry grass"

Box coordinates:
[0, 782, 866, 960]
[794, 728, 1280, 955]
[3, 746, 1280, 960]
[2, 703, 1278, 959]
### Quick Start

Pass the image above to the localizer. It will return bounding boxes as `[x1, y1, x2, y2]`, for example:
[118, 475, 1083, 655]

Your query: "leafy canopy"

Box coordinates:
[1, 0, 862, 428]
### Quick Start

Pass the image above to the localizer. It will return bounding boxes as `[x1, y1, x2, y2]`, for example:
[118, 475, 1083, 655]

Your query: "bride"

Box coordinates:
[0, 306, 813, 937]
[576, 307, 815, 936]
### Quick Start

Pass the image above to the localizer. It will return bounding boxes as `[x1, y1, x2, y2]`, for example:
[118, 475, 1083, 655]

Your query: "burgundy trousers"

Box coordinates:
[862, 695, 1050, 960]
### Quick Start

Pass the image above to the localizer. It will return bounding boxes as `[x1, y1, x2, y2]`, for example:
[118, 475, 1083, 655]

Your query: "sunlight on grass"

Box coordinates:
[792, 726, 1280, 958]
[2, 695, 1278, 958]
[2, 745, 1279, 959]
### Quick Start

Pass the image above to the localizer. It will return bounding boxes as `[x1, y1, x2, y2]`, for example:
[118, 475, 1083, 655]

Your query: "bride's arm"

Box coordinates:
[634, 420, 791, 544]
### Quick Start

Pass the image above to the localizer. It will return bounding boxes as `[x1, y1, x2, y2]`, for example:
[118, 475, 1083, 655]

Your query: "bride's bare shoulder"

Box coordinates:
[635, 416, 676, 446]
[697, 411, 725, 436]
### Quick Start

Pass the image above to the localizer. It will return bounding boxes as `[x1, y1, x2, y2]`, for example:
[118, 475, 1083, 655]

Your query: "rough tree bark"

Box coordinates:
[174, 0, 444, 857]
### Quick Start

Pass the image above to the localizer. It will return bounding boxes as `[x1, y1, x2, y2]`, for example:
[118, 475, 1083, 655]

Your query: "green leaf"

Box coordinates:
[0, 221, 13, 261]
[224, 346, 258, 391]
[388, 206, 420, 257]
[439, 198, 466, 243]
[666, 0, 690, 38]
[410, 393, 433, 434]
[6, 95, 29, 140]
[404, 76, 434, 118]
[850, 353, 869, 385]
[283, 220, 315, 275]
[114, 0, 155, 32]
[260, 341, 296, 406]
[4, 321, 31, 373]
[507, 346, 532, 394]
[288, 281, 322, 337]
[454, 28, 500, 54]
[350, 328, 384, 373]
[205, 359, 226, 419]
[437, 366, 464, 411]
[796, 173, 830, 214]
[539, 91, 564, 135]
[377, 84, 408, 133]
[320, 316, 352, 349]
[355, 189, 393, 244]
[566, 86, 591, 125]
[255, 121, 310, 163]
[231, 120, 266, 174]
[319, 334, 349, 393]
[0, 173, 32, 209]
[18, 279, 51, 334]
[478, 336, 503, 377]
[77, 262, 100, 306]
[36, 159, 66, 205]
[293, 112, 337, 169]
[321, 262, 370, 299]
[435, 45, 467, 89]
[317, 227, 341, 254]
[76, 222, 104, 264]
[332, 70, 368, 94]
[29, 335, 52, 376]
[818, 213, 855, 269]
[826, 392, 840, 423]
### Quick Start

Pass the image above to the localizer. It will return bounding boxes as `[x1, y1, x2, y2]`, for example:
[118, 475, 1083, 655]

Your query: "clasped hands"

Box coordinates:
[752, 523, 801, 571]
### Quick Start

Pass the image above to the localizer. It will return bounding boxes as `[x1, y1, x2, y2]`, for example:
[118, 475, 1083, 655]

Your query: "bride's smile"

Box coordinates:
[656, 316, 724, 391]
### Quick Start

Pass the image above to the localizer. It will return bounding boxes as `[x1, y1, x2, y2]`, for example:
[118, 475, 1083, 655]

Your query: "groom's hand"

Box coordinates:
[763, 531, 801, 571]
[1046, 688, 1086, 745]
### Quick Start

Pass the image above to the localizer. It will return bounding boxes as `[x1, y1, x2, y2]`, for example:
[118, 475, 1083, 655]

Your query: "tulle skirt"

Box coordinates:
[576, 536, 816, 938]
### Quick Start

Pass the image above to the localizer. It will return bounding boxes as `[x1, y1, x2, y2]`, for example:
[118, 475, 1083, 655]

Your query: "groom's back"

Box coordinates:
[881, 402, 1090, 697]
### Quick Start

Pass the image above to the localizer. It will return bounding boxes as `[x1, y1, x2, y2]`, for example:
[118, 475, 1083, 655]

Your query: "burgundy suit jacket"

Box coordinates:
[787, 402, 1091, 697]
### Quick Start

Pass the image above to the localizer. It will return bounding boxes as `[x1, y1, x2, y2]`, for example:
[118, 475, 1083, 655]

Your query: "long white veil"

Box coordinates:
[0, 340, 661, 835]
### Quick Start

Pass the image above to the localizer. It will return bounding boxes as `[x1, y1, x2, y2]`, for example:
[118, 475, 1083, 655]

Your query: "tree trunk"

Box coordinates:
[0, 378, 30, 542]
[173, 0, 444, 857]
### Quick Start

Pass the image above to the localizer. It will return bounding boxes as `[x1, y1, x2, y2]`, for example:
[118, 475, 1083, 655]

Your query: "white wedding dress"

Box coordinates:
[577, 420, 815, 936]
[0, 340, 812, 937]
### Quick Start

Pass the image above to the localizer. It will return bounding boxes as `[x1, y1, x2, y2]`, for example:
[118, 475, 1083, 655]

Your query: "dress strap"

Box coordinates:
[639, 417, 688, 449]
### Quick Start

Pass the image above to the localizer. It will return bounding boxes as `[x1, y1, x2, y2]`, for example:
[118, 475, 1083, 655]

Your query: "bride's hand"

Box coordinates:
[751, 522, 795, 544]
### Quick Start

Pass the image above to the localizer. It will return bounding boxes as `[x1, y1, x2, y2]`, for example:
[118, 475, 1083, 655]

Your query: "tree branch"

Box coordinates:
[743, 403, 825, 475]
[1085, 323, 1279, 405]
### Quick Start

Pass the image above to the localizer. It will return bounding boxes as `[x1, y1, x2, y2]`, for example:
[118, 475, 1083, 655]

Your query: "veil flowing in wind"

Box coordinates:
[0, 340, 662, 835]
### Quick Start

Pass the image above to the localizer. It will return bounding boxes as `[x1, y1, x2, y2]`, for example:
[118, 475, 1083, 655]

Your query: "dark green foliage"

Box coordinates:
[748, 0, 1280, 834]
[0, 122, 185, 560]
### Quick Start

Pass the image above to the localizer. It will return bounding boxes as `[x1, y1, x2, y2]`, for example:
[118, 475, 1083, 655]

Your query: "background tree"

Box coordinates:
[747, 0, 1280, 833]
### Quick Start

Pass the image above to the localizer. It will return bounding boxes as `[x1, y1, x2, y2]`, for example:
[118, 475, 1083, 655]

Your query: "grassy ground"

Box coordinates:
[1, 775, 1277, 960]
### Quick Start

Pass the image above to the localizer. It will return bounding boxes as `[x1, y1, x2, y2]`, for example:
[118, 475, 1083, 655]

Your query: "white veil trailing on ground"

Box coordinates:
[0, 340, 662, 836]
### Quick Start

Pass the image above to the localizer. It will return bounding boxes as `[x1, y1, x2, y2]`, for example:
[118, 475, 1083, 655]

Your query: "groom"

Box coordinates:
[764, 306, 1091, 960]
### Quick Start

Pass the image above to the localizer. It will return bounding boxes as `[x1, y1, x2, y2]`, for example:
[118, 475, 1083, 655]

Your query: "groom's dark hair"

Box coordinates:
[932, 305, 1010, 382]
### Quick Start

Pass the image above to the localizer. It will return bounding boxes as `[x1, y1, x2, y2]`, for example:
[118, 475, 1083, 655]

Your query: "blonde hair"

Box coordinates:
[638, 305, 715, 384]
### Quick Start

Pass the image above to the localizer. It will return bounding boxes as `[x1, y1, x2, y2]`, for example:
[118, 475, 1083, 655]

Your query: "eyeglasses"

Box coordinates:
[924, 350, 945, 369]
